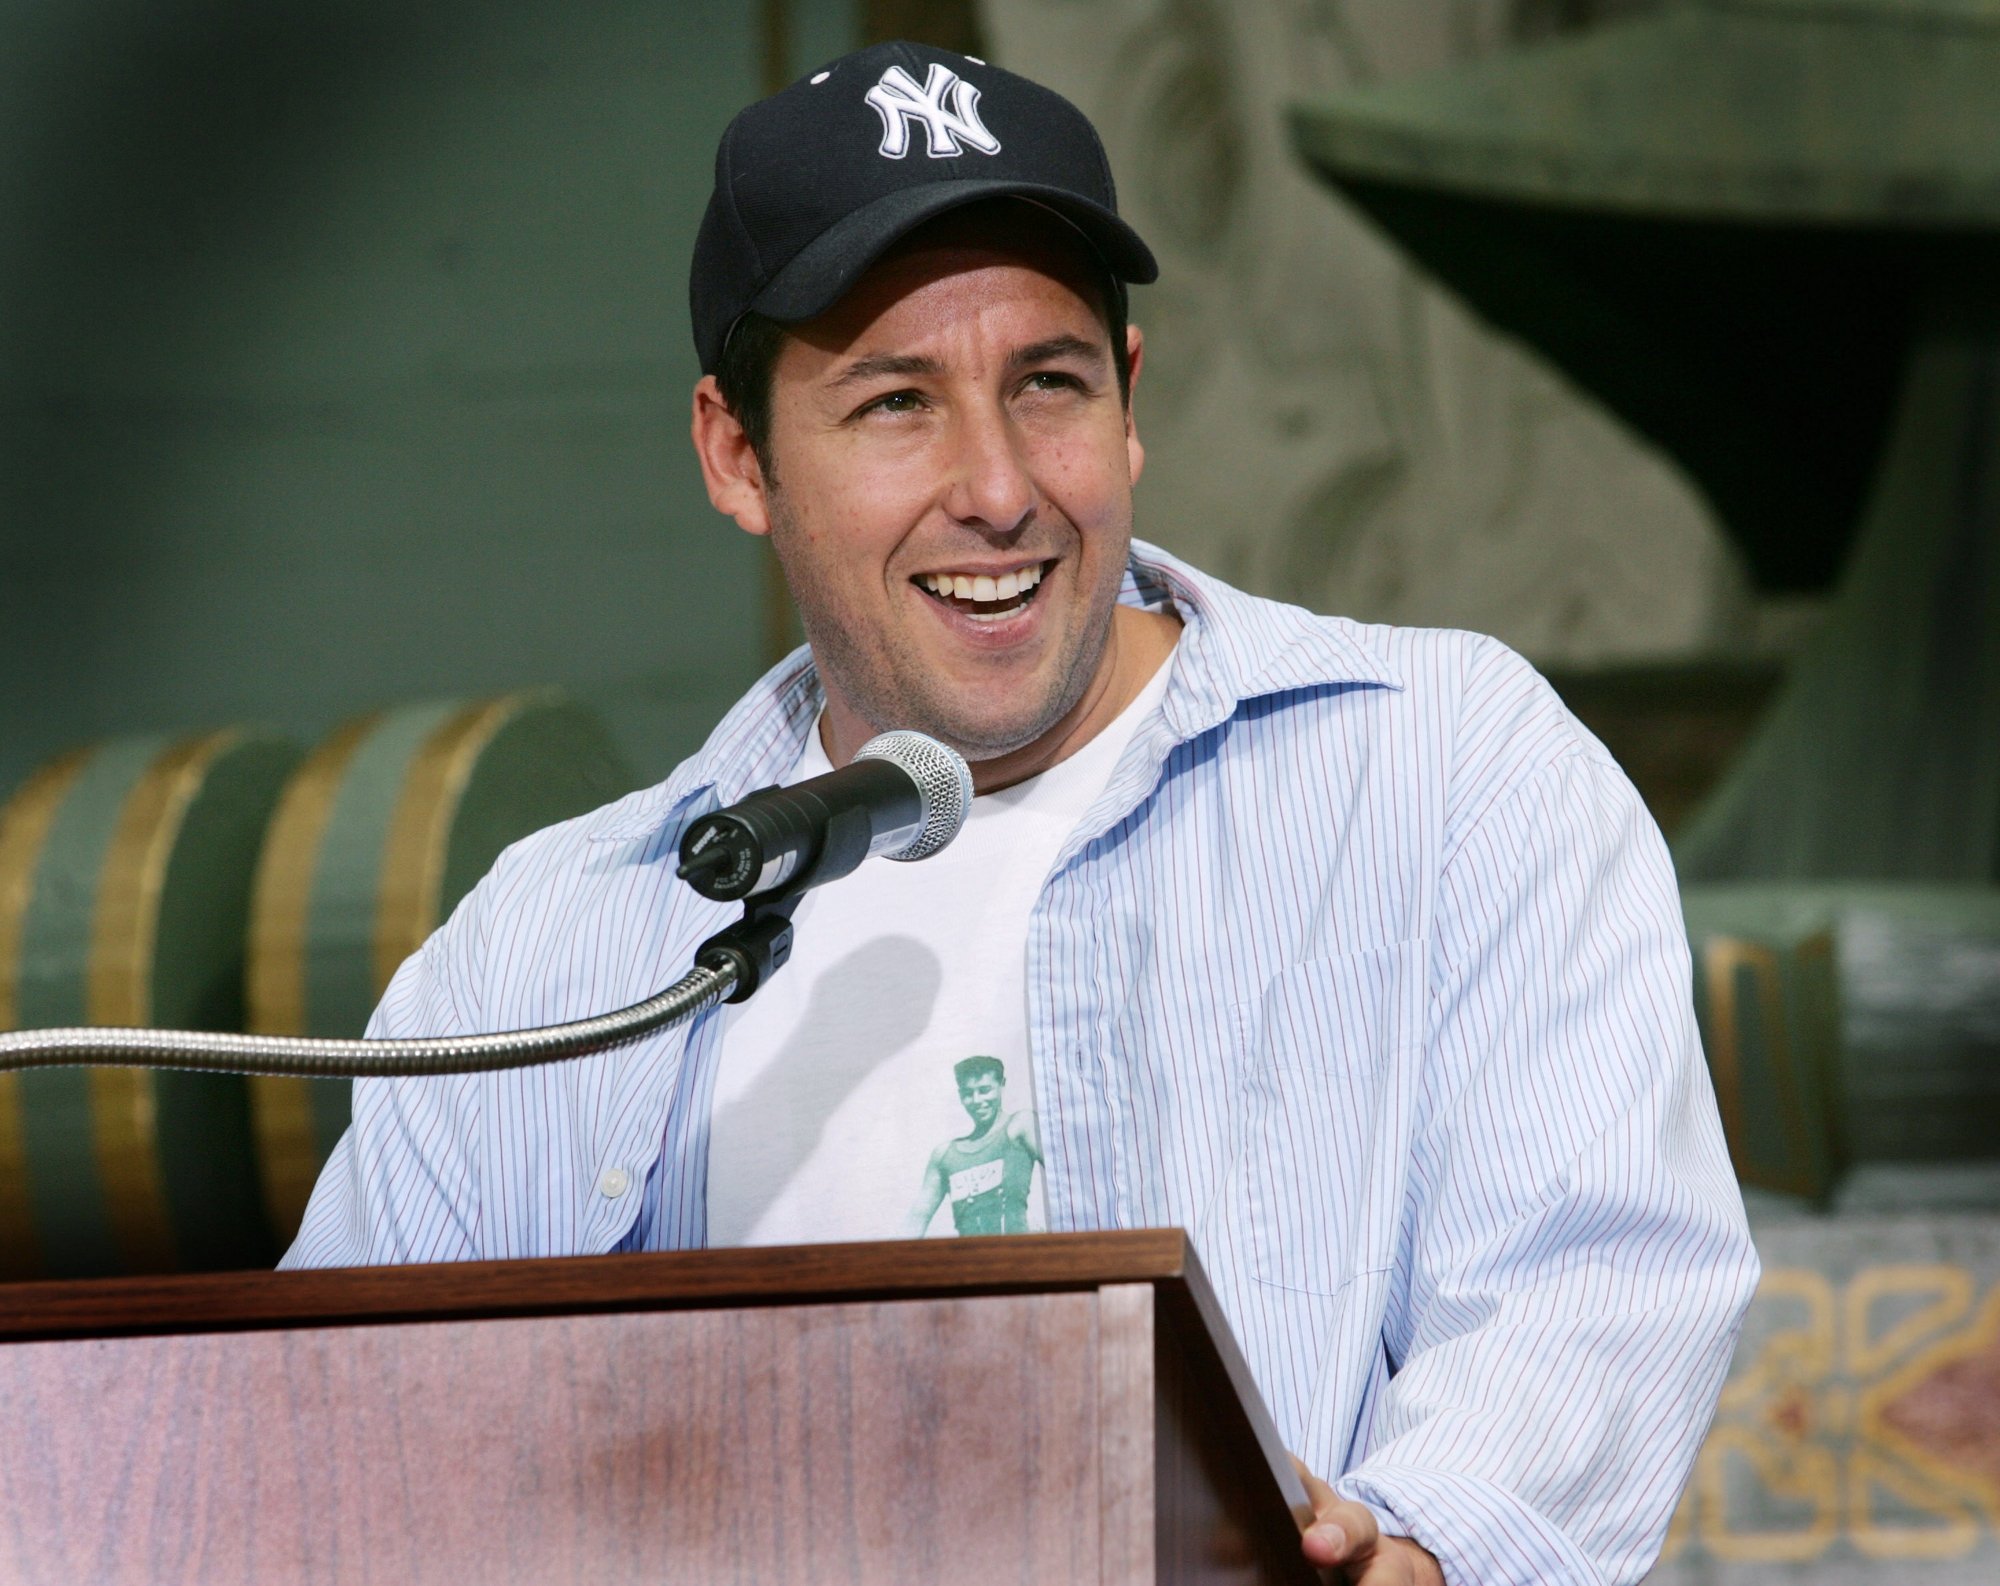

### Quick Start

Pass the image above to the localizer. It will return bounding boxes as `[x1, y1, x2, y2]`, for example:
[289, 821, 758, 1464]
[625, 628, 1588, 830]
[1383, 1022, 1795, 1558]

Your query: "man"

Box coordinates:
[286, 40, 1758, 1584]
[907, 1055, 1043, 1236]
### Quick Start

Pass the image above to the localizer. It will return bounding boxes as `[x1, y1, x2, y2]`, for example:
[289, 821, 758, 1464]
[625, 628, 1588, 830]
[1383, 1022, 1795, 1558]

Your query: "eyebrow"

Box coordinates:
[826, 351, 944, 391]
[1007, 334, 1108, 373]
[824, 334, 1110, 392]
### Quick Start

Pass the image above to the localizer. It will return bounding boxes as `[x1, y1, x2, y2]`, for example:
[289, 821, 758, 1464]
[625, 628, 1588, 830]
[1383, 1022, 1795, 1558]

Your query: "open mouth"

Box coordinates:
[913, 560, 1051, 624]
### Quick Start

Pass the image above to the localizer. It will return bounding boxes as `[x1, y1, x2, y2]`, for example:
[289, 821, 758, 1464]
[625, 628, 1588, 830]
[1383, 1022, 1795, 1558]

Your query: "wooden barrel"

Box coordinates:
[0, 729, 302, 1278]
[1684, 917, 1844, 1205]
[245, 692, 632, 1244]
[1686, 883, 2000, 1187]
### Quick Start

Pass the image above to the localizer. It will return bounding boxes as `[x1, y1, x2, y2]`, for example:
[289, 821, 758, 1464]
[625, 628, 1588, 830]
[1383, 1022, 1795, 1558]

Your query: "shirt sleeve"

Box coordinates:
[1332, 741, 1760, 1585]
[277, 898, 491, 1270]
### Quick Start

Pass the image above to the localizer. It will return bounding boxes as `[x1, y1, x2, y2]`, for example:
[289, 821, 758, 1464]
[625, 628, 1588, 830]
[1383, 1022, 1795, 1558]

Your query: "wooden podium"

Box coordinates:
[0, 1230, 1320, 1584]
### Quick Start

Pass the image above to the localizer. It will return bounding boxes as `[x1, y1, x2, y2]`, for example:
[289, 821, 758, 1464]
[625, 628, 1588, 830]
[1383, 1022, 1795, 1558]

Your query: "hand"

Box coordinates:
[1291, 1455, 1445, 1585]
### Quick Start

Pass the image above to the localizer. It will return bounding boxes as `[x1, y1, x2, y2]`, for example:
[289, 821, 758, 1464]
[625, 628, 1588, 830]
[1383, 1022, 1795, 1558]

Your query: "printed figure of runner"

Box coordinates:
[907, 1056, 1041, 1236]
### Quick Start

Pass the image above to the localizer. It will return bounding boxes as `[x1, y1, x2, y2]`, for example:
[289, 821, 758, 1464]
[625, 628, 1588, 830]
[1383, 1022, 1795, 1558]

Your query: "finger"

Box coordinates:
[1288, 1452, 1341, 1515]
[1341, 1540, 1416, 1585]
[1301, 1495, 1380, 1571]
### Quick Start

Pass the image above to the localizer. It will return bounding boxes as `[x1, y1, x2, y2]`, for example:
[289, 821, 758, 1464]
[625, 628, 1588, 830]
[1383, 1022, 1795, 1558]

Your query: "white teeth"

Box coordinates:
[920, 562, 1048, 605]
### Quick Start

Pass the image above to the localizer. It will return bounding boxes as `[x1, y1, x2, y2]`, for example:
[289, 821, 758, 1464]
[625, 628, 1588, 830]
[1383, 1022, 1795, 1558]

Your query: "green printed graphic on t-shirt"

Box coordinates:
[908, 1055, 1042, 1237]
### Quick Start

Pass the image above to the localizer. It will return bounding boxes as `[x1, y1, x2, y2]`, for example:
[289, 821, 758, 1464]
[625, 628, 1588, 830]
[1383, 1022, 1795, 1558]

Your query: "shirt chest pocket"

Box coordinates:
[1230, 941, 1416, 1296]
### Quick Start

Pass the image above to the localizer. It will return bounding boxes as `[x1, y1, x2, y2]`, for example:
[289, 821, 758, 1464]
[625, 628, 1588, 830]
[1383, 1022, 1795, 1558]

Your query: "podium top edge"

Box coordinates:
[0, 1229, 1201, 1342]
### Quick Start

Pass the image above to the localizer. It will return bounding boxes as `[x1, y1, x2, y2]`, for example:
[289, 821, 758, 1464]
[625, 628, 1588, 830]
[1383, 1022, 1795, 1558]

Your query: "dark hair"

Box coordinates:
[712, 309, 794, 475]
[954, 1054, 1005, 1088]
[713, 266, 1133, 478]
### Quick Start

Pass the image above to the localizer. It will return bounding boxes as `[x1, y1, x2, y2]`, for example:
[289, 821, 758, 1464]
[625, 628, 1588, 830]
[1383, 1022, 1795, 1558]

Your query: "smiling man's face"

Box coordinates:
[958, 1071, 1003, 1131]
[696, 209, 1153, 773]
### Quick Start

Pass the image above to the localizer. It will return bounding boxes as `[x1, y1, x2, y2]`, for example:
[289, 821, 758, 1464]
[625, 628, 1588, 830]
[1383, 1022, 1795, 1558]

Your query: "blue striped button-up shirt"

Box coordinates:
[286, 541, 1757, 1585]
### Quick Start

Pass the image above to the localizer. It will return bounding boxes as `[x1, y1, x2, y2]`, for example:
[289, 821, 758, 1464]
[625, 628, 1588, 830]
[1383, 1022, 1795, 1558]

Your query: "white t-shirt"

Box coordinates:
[706, 656, 1175, 1247]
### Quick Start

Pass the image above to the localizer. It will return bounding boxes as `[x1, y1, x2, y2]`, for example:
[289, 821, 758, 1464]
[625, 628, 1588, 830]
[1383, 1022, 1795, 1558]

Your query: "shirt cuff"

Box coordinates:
[1335, 1464, 1607, 1586]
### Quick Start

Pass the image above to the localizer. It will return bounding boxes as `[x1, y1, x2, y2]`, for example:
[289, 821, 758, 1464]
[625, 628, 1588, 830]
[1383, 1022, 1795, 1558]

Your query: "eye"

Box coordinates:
[858, 389, 926, 418]
[1022, 370, 1084, 394]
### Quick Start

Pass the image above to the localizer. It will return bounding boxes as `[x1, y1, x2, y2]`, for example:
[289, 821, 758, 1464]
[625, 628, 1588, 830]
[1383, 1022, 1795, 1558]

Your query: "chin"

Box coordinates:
[860, 637, 1099, 759]
[892, 693, 1037, 756]
[922, 711, 1055, 762]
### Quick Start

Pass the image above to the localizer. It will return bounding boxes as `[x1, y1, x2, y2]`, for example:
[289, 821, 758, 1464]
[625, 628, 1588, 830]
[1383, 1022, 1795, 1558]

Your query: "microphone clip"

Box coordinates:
[691, 886, 804, 1004]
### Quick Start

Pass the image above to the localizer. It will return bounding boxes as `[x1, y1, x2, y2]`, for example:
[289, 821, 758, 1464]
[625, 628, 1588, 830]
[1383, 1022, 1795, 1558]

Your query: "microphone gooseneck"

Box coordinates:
[0, 962, 739, 1079]
[0, 730, 973, 1077]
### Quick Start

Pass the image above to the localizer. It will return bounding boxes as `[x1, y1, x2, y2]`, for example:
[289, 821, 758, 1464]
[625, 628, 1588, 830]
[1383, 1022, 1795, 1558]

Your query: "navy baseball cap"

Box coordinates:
[690, 40, 1158, 373]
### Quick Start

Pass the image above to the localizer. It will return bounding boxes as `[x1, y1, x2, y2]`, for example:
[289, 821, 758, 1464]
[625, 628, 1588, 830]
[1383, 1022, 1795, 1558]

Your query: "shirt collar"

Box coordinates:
[1125, 538, 1402, 742]
[586, 538, 1402, 845]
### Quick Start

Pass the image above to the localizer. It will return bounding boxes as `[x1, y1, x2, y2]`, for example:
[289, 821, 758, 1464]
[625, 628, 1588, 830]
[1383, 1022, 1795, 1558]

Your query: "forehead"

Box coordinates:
[782, 209, 1113, 368]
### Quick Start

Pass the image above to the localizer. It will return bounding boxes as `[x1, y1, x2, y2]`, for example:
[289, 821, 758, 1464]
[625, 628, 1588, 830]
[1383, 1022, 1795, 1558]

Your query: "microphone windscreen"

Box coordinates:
[852, 731, 972, 861]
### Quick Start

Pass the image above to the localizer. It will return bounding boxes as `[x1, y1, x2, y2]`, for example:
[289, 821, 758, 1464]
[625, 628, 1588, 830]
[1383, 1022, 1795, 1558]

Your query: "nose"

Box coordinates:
[940, 395, 1036, 537]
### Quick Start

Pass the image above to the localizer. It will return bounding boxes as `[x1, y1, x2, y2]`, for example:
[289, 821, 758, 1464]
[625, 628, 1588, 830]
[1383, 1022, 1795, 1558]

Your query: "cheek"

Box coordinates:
[1037, 448, 1132, 537]
[777, 492, 892, 576]
[785, 443, 936, 555]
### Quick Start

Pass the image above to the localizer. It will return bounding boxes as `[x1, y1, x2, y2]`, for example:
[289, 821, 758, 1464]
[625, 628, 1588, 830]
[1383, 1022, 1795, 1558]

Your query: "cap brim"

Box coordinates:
[748, 180, 1159, 328]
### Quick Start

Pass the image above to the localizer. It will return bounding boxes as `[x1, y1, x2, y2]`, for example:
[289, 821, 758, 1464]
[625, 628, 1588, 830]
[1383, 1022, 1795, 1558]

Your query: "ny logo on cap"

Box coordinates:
[865, 62, 1001, 160]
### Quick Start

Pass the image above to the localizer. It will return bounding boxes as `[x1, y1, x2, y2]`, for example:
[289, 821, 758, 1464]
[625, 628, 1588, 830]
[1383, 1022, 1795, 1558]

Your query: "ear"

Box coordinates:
[1122, 323, 1146, 487]
[691, 374, 773, 537]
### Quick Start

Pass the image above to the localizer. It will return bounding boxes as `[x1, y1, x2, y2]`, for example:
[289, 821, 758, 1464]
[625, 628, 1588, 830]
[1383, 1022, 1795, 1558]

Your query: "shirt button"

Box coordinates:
[598, 1166, 631, 1199]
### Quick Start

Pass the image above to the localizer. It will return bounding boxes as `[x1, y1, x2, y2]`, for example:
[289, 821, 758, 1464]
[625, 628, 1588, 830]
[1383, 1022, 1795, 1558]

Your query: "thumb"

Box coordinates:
[1303, 1494, 1381, 1570]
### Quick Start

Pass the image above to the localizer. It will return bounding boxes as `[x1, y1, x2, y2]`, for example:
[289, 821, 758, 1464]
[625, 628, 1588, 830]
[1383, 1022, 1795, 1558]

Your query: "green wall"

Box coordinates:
[0, 0, 858, 801]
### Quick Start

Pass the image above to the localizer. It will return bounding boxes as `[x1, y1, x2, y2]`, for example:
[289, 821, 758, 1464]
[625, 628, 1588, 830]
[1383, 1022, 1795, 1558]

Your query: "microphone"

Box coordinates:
[0, 747, 975, 1081]
[0, 732, 974, 1079]
[675, 729, 973, 903]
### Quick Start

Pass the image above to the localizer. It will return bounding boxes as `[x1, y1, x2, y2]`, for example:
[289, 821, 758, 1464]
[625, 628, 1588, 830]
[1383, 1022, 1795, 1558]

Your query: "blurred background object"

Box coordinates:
[1290, 0, 2000, 886]
[0, 0, 847, 807]
[242, 691, 628, 1242]
[987, 0, 1763, 672]
[0, 726, 298, 1277]
[0, 5, 1995, 1567]
[0, 694, 630, 1269]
